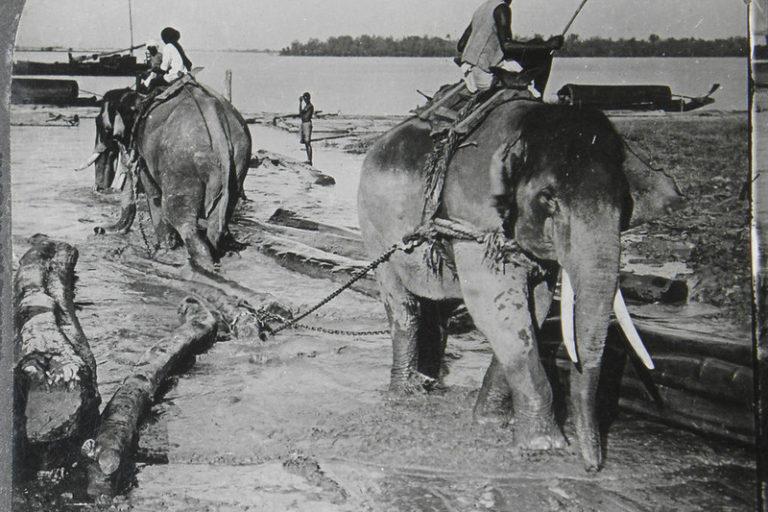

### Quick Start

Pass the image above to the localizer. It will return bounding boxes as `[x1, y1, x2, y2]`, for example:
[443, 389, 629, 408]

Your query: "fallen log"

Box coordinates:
[251, 231, 378, 298]
[251, 149, 336, 186]
[540, 318, 753, 444]
[83, 296, 217, 499]
[251, 218, 368, 261]
[13, 235, 100, 473]
[268, 208, 361, 238]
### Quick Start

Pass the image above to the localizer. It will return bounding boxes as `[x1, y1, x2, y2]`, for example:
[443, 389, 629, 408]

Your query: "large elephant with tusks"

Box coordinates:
[88, 80, 251, 269]
[358, 99, 681, 470]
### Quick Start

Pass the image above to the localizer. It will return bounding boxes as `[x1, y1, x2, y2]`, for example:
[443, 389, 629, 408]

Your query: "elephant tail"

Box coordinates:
[189, 86, 237, 250]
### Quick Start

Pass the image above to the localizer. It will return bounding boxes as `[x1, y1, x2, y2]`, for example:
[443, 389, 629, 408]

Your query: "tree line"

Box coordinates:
[280, 34, 748, 58]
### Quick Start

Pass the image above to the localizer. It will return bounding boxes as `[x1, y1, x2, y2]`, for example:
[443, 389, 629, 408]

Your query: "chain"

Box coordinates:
[266, 242, 408, 337]
[289, 323, 390, 337]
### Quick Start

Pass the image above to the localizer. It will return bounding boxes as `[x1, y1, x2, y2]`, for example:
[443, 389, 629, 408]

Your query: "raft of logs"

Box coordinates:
[13, 235, 100, 478]
[252, 208, 754, 444]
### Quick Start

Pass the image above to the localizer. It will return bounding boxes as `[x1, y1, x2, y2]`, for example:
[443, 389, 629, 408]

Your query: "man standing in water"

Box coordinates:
[299, 92, 315, 165]
[457, 0, 563, 95]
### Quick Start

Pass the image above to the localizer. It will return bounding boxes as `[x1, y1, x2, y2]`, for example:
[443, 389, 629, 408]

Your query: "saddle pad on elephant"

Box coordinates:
[415, 82, 535, 137]
[418, 83, 536, 223]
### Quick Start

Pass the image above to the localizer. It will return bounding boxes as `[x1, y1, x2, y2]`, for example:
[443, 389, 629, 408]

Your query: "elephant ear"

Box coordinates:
[623, 150, 685, 228]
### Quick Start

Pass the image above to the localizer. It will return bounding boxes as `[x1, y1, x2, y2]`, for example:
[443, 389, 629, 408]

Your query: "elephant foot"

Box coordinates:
[472, 393, 512, 427]
[389, 370, 439, 395]
[511, 413, 566, 451]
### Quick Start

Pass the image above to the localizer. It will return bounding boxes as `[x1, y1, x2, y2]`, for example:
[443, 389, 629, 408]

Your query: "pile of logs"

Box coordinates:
[13, 235, 100, 477]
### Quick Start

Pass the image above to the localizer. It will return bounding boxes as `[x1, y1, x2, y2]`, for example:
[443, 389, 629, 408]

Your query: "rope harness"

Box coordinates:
[260, 217, 539, 339]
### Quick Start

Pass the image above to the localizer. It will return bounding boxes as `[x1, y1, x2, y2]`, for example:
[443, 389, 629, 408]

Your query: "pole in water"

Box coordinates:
[225, 70, 233, 102]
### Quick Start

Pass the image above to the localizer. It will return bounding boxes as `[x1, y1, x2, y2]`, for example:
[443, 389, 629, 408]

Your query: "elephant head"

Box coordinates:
[79, 88, 141, 191]
[489, 104, 664, 470]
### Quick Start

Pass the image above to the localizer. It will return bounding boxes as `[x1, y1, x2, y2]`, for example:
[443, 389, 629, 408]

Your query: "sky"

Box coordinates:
[15, 0, 749, 51]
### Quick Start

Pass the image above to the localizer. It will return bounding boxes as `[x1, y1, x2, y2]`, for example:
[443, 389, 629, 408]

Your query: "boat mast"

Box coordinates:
[128, 0, 134, 55]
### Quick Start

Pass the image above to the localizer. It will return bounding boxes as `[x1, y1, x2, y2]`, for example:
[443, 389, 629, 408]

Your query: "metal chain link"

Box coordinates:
[266, 242, 406, 337]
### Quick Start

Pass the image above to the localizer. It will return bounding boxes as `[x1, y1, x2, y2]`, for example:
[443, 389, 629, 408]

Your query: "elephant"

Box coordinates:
[77, 87, 133, 191]
[357, 98, 681, 471]
[86, 79, 252, 269]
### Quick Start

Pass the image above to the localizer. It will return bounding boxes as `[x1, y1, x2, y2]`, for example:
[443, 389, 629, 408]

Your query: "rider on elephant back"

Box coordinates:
[141, 26, 192, 92]
[457, 0, 564, 96]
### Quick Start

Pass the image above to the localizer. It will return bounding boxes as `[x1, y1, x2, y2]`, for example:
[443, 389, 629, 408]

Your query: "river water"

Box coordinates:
[14, 51, 748, 114]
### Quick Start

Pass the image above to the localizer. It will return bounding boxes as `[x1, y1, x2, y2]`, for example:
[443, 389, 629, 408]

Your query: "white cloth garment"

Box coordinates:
[160, 42, 187, 83]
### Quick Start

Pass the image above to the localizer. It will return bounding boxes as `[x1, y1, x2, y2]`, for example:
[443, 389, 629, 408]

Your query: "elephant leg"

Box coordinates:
[163, 194, 215, 272]
[473, 280, 555, 426]
[378, 263, 441, 394]
[416, 299, 455, 383]
[94, 166, 137, 235]
[454, 243, 564, 450]
[137, 169, 179, 249]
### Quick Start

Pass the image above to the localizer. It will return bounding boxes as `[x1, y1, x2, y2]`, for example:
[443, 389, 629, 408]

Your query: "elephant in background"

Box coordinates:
[358, 99, 681, 470]
[77, 88, 133, 191]
[84, 79, 252, 269]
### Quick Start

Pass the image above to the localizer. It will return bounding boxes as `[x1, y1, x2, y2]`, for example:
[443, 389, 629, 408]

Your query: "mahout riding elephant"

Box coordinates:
[85, 80, 252, 269]
[358, 99, 681, 471]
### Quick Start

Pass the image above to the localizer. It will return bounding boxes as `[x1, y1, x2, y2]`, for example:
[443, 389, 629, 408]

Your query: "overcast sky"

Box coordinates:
[16, 0, 749, 51]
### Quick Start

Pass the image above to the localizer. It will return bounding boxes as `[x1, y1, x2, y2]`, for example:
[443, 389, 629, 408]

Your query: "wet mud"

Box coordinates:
[10, 109, 755, 511]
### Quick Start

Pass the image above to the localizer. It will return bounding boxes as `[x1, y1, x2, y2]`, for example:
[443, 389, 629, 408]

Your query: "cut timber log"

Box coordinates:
[252, 231, 378, 298]
[13, 235, 100, 472]
[252, 218, 367, 261]
[84, 297, 217, 499]
[268, 208, 361, 238]
[540, 319, 753, 443]
[251, 149, 336, 186]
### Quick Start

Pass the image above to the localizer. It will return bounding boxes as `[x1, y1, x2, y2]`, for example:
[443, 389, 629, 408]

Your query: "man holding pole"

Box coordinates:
[457, 0, 586, 96]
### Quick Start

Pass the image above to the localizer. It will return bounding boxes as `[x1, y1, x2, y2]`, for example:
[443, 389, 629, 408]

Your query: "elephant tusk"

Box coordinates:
[75, 151, 101, 171]
[560, 270, 578, 364]
[613, 290, 655, 370]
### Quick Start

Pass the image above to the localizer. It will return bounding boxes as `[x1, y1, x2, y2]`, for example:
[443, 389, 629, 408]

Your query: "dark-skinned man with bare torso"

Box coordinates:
[457, 0, 563, 95]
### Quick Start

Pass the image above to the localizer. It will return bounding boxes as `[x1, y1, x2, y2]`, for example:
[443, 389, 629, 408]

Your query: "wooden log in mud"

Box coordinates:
[84, 296, 217, 499]
[13, 235, 100, 472]
[250, 149, 336, 186]
[540, 319, 753, 444]
[251, 231, 379, 298]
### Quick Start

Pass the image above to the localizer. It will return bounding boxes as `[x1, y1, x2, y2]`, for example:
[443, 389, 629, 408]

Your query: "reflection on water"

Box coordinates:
[15, 52, 747, 114]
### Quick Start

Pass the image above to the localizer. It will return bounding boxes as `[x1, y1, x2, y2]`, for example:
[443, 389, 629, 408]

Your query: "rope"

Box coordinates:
[259, 217, 530, 340]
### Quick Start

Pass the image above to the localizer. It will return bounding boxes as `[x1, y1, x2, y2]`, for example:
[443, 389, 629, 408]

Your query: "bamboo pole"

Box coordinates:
[84, 297, 218, 498]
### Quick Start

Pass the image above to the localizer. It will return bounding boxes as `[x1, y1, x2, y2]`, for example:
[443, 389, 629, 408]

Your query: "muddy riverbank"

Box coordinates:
[11, 105, 755, 511]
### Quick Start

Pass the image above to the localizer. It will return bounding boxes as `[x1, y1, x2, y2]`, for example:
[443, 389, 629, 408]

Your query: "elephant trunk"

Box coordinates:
[94, 153, 137, 235]
[556, 204, 621, 471]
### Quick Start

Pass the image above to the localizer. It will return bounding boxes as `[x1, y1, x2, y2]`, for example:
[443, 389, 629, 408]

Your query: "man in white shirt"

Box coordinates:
[142, 27, 191, 90]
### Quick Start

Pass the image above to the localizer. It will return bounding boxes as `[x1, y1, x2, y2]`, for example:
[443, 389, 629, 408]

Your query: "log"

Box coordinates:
[84, 296, 217, 498]
[267, 208, 361, 238]
[540, 320, 753, 443]
[252, 231, 379, 298]
[13, 235, 100, 471]
[250, 218, 368, 261]
[251, 149, 336, 186]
